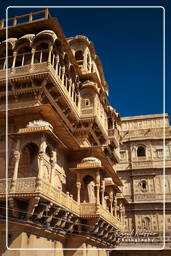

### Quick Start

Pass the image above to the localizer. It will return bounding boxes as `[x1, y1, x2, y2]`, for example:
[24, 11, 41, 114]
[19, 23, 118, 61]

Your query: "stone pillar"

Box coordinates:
[36, 136, 46, 191]
[10, 150, 21, 192]
[48, 45, 53, 65]
[113, 196, 117, 217]
[11, 51, 17, 73]
[101, 180, 105, 208]
[109, 188, 114, 214]
[61, 66, 65, 84]
[76, 174, 81, 203]
[30, 48, 35, 69]
[95, 171, 100, 214]
[55, 55, 60, 73]
[50, 151, 56, 184]
[36, 152, 44, 190]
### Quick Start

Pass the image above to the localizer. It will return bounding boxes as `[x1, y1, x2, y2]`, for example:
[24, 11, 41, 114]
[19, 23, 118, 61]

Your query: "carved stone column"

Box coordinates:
[61, 66, 65, 84]
[55, 55, 60, 73]
[76, 174, 81, 204]
[109, 188, 114, 214]
[48, 45, 53, 65]
[11, 51, 17, 73]
[95, 171, 100, 213]
[36, 136, 46, 191]
[30, 48, 35, 66]
[36, 152, 44, 190]
[50, 151, 56, 184]
[10, 150, 21, 192]
[101, 180, 105, 208]
[113, 196, 117, 217]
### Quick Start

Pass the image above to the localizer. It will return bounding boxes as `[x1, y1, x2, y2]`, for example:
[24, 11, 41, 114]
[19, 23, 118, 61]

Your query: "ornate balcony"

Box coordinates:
[0, 177, 80, 215]
[80, 203, 123, 230]
[0, 176, 124, 232]
[0, 61, 80, 115]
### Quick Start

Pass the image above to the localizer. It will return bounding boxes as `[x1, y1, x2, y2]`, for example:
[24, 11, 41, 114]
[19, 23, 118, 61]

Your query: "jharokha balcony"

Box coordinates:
[0, 123, 125, 245]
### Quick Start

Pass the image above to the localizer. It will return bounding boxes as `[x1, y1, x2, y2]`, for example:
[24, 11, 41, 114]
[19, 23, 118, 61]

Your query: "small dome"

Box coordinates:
[81, 157, 101, 165]
[26, 120, 53, 129]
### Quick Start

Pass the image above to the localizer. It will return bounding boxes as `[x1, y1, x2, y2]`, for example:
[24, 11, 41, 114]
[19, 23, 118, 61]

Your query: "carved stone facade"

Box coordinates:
[0, 9, 170, 256]
[116, 114, 171, 253]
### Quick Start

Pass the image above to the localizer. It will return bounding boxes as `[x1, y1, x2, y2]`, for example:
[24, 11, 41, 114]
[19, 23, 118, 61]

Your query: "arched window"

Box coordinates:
[18, 143, 38, 178]
[0, 46, 13, 69]
[137, 146, 146, 157]
[75, 50, 84, 65]
[81, 175, 95, 203]
[15, 45, 32, 67]
[34, 42, 49, 63]
[139, 180, 148, 192]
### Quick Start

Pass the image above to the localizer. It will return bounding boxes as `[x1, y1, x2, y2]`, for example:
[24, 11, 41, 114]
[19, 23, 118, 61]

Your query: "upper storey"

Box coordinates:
[120, 114, 171, 141]
[0, 9, 121, 159]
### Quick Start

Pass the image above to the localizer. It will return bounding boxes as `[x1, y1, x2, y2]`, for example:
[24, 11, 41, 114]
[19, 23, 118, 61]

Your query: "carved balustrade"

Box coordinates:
[0, 61, 79, 114]
[80, 203, 123, 231]
[0, 178, 11, 194]
[0, 177, 124, 231]
[0, 9, 50, 29]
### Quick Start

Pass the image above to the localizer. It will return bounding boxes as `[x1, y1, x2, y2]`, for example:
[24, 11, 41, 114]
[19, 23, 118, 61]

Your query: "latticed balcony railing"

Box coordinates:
[0, 177, 80, 215]
[0, 9, 51, 29]
[0, 177, 124, 231]
[0, 60, 80, 115]
[80, 203, 123, 231]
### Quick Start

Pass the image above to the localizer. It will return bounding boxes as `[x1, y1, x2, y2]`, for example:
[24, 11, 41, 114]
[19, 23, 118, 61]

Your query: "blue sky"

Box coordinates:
[1, 0, 170, 119]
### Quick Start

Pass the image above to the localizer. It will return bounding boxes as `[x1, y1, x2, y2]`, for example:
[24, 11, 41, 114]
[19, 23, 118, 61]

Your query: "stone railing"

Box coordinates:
[0, 178, 123, 230]
[0, 62, 79, 115]
[40, 179, 80, 214]
[80, 203, 123, 231]
[0, 9, 50, 29]
[80, 203, 96, 215]
[15, 177, 37, 193]
[98, 205, 123, 231]
[0, 177, 80, 215]
[0, 178, 11, 194]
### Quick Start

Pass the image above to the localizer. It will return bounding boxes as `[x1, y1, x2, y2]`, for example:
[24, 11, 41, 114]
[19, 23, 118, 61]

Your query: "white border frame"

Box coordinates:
[5, 5, 166, 251]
